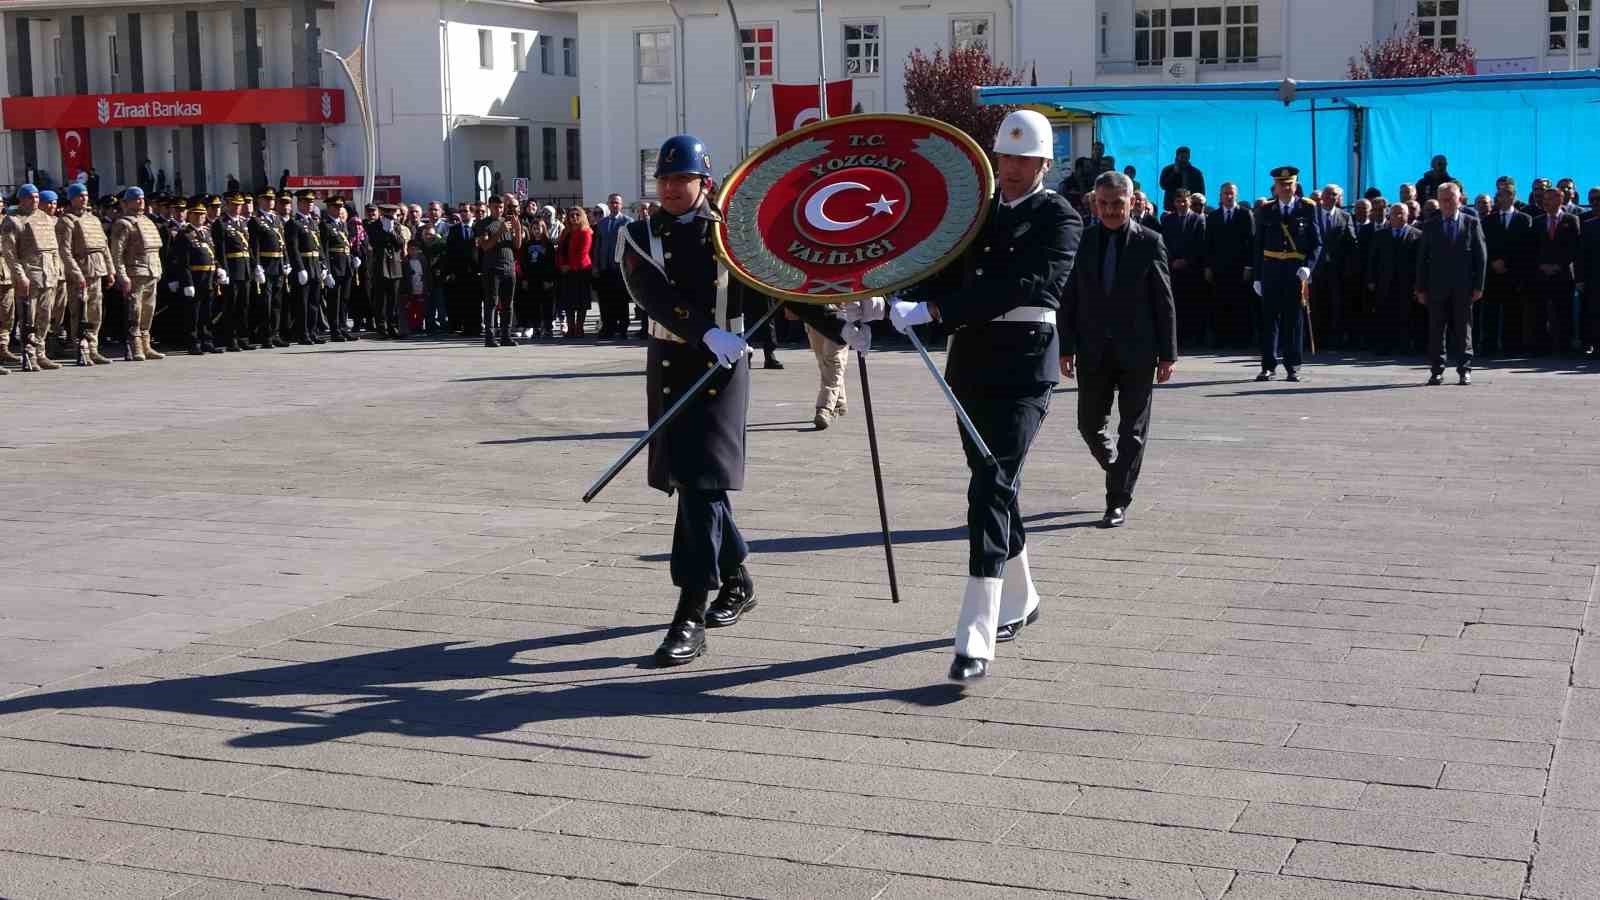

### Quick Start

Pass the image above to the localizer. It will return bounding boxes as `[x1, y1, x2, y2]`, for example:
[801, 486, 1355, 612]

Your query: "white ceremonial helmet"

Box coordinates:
[993, 109, 1053, 159]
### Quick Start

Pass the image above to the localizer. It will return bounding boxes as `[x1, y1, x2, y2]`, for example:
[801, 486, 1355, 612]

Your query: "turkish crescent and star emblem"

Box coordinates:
[713, 113, 995, 305]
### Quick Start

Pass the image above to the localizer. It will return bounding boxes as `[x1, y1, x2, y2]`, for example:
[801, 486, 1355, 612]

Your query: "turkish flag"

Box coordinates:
[57, 128, 92, 179]
[771, 80, 854, 136]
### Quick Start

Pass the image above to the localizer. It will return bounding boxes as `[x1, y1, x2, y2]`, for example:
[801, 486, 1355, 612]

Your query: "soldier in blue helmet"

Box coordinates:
[617, 133, 867, 666]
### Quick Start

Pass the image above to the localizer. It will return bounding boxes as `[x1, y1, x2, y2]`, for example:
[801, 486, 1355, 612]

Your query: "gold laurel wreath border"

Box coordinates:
[712, 112, 997, 307]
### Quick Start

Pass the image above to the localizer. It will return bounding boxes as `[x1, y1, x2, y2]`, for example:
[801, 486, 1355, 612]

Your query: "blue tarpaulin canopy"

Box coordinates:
[979, 70, 1600, 204]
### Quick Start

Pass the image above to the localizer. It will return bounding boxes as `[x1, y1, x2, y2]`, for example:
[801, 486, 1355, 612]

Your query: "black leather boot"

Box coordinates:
[706, 566, 757, 628]
[655, 589, 709, 666]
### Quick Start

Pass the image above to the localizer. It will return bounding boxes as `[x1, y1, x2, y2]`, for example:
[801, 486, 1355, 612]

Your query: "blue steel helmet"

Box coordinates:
[122, 186, 145, 202]
[654, 134, 712, 179]
[64, 182, 87, 200]
[38, 190, 58, 204]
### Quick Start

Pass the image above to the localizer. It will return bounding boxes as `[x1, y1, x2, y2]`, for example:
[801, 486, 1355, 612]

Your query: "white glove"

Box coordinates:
[167, 281, 179, 292]
[888, 300, 932, 334]
[254, 266, 266, 285]
[323, 272, 335, 289]
[841, 321, 871, 354]
[843, 296, 887, 323]
[182, 285, 195, 298]
[701, 327, 749, 369]
[296, 270, 308, 286]
[217, 271, 230, 286]
[1252, 281, 1263, 296]
[1296, 266, 1312, 283]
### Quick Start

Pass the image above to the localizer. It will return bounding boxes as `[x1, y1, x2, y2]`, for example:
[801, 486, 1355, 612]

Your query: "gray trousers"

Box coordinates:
[1427, 289, 1474, 373]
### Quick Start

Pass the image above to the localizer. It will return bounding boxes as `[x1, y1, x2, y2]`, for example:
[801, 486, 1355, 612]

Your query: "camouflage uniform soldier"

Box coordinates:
[0, 184, 66, 371]
[0, 193, 16, 369]
[108, 187, 167, 361]
[58, 182, 115, 366]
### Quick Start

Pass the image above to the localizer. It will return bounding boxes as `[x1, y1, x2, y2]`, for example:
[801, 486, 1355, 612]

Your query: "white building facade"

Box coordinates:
[556, 0, 1591, 201]
[0, 0, 584, 204]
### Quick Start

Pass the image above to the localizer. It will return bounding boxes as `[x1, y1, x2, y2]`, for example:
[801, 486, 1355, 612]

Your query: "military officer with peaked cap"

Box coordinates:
[876, 108, 1083, 683]
[172, 195, 223, 355]
[214, 191, 257, 350]
[1252, 165, 1322, 382]
[284, 188, 325, 344]
[250, 188, 291, 348]
[618, 133, 866, 667]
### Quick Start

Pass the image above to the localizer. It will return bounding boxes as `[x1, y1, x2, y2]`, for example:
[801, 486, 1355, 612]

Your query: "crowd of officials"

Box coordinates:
[0, 182, 718, 372]
[1058, 149, 1600, 362]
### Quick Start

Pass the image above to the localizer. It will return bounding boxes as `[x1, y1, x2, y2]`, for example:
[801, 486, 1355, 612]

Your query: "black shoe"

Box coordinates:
[1458, 371, 1471, 385]
[271, 338, 290, 348]
[238, 341, 256, 351]
[763, 352, 784, 370]
[485, 336, 501, 347]
[499, 335, 519, 347]
[995, 608, 1041, 644]
[706, 567, 757, 628]
[655, 588, 710, 666]
[1427, 373, 1444, 386]
[189, 344, 205, 356]
[1285, 370, 1301, 382]
[311, 335, 326, 344]
[346, 333, 360, 342]
[330, 334, 347, 343]
[1101, 507, 1127, 528]
[1255, 370, 1273, 382]
[947, 655, 989, 682]
[206, 344, 224, 354]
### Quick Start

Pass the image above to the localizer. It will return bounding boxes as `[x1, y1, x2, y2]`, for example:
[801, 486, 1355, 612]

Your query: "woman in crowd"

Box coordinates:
[519, 218, 558, 338]
[541, 204, 564, 241]
[556, 207, 593, 338]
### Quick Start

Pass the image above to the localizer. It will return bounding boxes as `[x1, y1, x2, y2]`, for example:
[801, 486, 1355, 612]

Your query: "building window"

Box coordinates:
[566, 129, 581, 180]
[1550, 0, 1592, 51]
[542, 127, 558, 181]
[563, 37, 577, 76]
[1100, 13, 1109, 55]
[1416, 0, 1461, 50]
[843, 22, 881, 76]
[640, 150, 659, 200]
[53, 35, 64, 94]
[512, 33, 526, 71]
[109, 34, 120, 79]
[1135, 3, 1257, 66]
[952, 16, 992, 53]
[516, 127, 531, 183]
[539, 34, 553, 74]
[637, 30, 674, 83]
[478, 29, 493, 69]
[741, 25, 776, 79]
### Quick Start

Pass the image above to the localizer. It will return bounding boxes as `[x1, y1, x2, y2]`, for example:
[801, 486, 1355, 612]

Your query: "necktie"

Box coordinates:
[1503, 212, 1511, 229]
[1103, 229, 1118, 291]
[1446, 217, 1456, 242]
[1394, 228, 1401, 239]
[1225, 208, 1231, 224]
[1550, 218, 1558, 240]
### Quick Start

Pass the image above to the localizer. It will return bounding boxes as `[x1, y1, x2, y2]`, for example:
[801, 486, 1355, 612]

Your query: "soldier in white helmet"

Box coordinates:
[871, 109, 1083, 683]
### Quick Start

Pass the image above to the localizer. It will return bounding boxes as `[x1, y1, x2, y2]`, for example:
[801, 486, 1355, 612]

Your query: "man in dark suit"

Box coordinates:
[1415, 183, 1487, 384]
[1481, 184, 1532, 357]
[1061, 170, 1176, 531]
[1160, 187, 1206, 348]
[1349, 199, 1377, 348]
[1158, 147, 1205, 216]
[1531, 186, 1583, 355]
[1311, 185, 1357, 350]
[1367, 202, 1421, 355]
[1205, 182, 1255, 349]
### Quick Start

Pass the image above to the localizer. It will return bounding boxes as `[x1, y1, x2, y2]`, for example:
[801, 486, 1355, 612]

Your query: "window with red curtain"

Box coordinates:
[741, 26, 776, 79]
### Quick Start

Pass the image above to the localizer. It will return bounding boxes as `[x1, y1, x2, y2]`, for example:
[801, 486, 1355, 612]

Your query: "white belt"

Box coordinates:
[649, 315, 744, 344]
[990, 307, 1055, 325]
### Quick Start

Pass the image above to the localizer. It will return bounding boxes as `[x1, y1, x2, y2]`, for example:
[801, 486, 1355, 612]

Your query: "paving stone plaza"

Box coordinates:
[1, 340, 1598, 899]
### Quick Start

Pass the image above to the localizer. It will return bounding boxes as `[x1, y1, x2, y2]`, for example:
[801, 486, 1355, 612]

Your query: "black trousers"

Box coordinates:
[1534, 275, 1575, 354]
[296, 278, 321, 342]
[375, 276, 401, 332]
[1212, 271, 1254, 348]
[1427, 290, 1473, 374]
[221, 279, 250, 345]
[327, 276, 352, 337]
[671, 489, 749, 590]
[1372, 290, 1414, 354]
[743, 292, 778, 352]
[254, 275, 281, 344]
[1260, 281, 1305, 372]
[188, 279, 217, 348]
[481, 272, 515, 338]
[594, 269, 628, 335]
[1077, 364, 1154, 509]
[954, 381, 1051, 579]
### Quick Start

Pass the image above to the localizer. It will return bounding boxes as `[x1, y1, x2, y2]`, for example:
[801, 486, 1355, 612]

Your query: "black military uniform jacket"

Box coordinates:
[369, 219, 405, 280]
[172, 222, 218, 293]
[321, 217, 354, 280]
[619, 201, 843, 494]
[933, 187, 1082, 389]
[251, 211, 289, 277]
[284, 212, 322, 278]
[211, 215, 253, 282]
[1253, 199, 1323, 288]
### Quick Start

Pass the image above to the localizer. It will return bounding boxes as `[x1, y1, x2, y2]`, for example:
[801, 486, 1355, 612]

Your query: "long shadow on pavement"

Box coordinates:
[456, 370, 646, 383]
[0, 628, 953, 752]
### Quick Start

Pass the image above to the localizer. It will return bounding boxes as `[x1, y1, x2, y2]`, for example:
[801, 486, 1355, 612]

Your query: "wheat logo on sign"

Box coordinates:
[96, 97, 111, 126]
[320, 92, 333, 120]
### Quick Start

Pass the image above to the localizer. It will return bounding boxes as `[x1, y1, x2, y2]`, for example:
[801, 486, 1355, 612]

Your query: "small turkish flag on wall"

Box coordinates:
[58, 128, 92, 178]
[771, 81, 854, 136]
